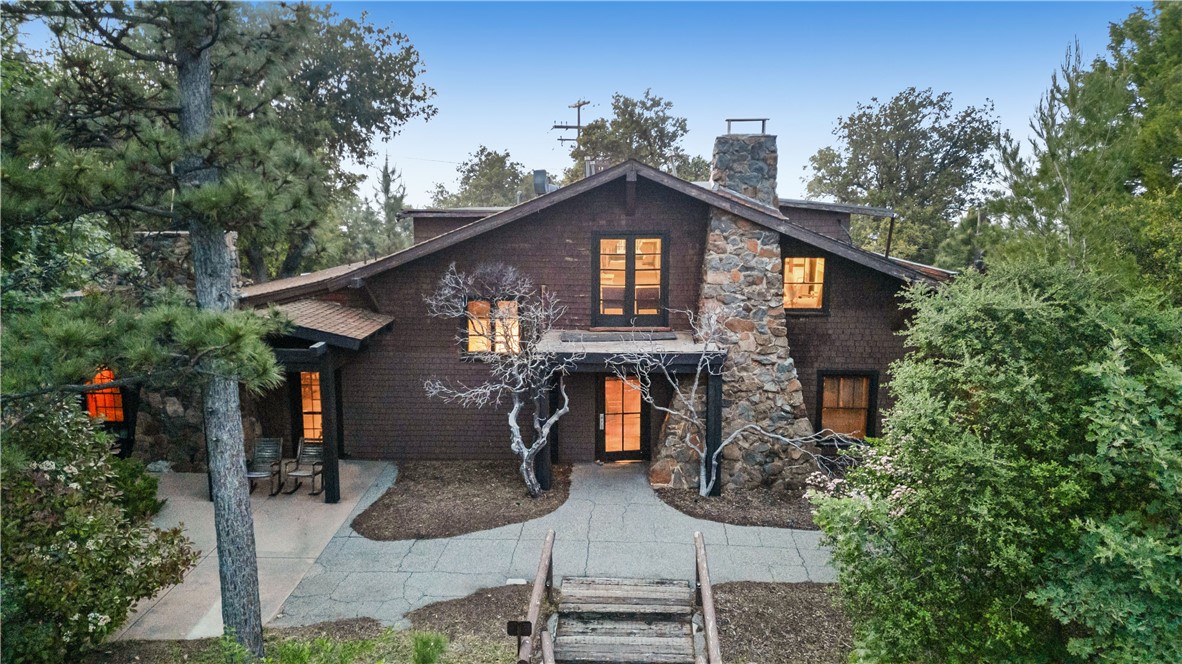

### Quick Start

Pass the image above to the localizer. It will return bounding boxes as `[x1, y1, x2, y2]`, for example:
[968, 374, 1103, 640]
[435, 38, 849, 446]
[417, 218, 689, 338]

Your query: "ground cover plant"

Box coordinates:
[812, 261, 1182, 661]
[352, 461, 572, 540]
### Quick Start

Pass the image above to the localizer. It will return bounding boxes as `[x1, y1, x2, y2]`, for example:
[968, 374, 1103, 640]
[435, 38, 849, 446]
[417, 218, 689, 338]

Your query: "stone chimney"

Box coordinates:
[711, 121, 778, 207]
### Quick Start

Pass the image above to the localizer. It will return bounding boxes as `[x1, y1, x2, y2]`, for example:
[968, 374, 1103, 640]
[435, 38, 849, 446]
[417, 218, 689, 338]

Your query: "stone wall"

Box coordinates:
[652, 133, 816, 493]
[130, 230, 255, 470]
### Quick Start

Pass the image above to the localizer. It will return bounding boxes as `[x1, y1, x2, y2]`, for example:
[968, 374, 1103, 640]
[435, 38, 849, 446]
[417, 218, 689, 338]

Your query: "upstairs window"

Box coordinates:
[86, 368, 125, 422]
[820, 374, 873, 438]
[784, 257, 826, 310]
[595, 235, 666, 326]
[467, 299, 520, 354]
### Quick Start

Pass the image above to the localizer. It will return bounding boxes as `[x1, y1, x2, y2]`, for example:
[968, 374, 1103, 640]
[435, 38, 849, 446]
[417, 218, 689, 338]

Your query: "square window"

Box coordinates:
[784, 257, 825, 309]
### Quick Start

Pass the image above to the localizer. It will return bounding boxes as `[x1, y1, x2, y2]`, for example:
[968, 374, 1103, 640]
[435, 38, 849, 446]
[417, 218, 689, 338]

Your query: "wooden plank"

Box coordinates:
[558, 602, 694, 616]
[562, 590, 690, 609]
[557, 638, 695, 656]
[556, 634, 694, 653]
[564, 577, 690, 588]
[562, 582, 692, 596]
[559, 617, 691, 639]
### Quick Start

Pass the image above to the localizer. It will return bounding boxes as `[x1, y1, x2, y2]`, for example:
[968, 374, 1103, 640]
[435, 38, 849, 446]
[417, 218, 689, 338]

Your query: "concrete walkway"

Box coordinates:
[273, 462, 833, 628]
[116, 461, 392, 640]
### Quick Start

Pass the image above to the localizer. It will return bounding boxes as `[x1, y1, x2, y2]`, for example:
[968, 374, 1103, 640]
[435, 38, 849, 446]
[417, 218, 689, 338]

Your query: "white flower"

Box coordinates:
[39, 460, 56, 472]
[68, 482, 82, 491]
[63, 465, 79, 475]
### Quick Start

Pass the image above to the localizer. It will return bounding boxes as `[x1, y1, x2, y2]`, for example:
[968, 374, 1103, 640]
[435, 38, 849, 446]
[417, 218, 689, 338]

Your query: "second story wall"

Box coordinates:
[336, 177, 711, 460]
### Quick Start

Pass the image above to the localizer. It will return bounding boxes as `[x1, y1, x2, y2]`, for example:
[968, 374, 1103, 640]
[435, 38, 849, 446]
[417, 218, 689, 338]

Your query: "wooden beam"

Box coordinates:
[535, 381, 552, 492]
[320, 354, 340, 504]
[625, 169, 637, 216]
[706, 371, 723, 497]
[694, 532, 723, 664]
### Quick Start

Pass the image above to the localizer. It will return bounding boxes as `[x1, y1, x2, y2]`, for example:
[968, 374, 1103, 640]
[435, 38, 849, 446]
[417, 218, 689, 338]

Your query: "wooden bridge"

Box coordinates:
[509, 530, 722, 664]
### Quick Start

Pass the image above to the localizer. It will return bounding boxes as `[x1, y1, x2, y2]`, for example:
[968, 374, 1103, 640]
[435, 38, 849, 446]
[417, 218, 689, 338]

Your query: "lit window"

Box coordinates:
[596, 235, 664, 325]
[467, 300, 520, 354]
[300, 372, 323, 439]
[784, 257, 825, 309]
[86, 368, 125, 422]
[821, 374, 871, 438]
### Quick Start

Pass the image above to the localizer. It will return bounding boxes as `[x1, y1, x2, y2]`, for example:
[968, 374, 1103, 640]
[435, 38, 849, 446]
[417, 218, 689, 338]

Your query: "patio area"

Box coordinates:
[114, 460, 394, 641]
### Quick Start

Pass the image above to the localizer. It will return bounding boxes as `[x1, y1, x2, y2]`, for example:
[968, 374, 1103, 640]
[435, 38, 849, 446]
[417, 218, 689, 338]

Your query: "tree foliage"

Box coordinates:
[1, 400, 198, 662]
[563, 90, 707, 183]
[992, 2, 1182, 302]
[430, 146, 531, 208]
[812, 261, 1182, 661]
[805, 87, 1000, 263]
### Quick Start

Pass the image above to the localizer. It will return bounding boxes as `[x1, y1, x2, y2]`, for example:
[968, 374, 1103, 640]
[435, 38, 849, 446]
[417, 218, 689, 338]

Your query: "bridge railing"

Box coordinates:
[508, 528, 554, 664]
[694, 531, 722, 664]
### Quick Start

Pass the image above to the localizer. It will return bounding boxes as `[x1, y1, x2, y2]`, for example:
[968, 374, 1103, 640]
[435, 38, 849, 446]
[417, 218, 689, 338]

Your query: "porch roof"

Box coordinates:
[274, 299, 394, 351]
[537, 330, 724, 371]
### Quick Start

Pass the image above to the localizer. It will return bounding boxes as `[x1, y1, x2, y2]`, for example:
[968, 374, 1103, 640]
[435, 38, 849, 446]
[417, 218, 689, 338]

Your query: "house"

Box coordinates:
[235, 124, 953, 502]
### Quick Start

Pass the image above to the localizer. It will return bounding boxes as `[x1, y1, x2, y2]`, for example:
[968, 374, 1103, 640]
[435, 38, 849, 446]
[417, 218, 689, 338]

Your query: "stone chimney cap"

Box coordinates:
[725, 118, 769, 134]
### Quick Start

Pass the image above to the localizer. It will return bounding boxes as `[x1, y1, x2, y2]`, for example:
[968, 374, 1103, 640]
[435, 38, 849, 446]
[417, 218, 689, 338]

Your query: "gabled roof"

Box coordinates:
[241, 160, 939, 306]
[274, 299, 394, 350]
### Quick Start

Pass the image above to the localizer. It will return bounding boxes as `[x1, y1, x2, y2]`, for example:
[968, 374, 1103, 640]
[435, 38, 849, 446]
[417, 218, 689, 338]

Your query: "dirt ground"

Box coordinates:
[351, 461, 572, 540]
[715, 581, 854, 663]
[657, 485, 819, 530]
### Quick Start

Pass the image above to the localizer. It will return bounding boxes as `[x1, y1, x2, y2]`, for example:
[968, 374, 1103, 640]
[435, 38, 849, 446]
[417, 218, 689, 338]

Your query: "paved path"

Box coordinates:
[273, 462, 833, 628]
[116, 461, 390, 640]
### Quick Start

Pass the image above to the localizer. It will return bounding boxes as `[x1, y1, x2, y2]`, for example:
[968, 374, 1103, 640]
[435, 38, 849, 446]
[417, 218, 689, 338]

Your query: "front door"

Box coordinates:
[598, 375, 648, 462]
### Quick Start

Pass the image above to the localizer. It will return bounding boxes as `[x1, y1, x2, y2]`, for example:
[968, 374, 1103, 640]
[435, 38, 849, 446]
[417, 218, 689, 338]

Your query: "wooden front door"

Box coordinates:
[598, 375, 648, 462]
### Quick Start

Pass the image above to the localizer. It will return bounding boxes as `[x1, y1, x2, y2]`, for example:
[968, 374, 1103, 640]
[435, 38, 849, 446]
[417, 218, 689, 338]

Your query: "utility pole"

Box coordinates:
[552, 99, 590, 145]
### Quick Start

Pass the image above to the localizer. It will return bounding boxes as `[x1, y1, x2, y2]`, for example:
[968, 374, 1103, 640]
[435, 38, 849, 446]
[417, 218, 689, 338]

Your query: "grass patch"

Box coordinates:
[352, 461, 572, 540]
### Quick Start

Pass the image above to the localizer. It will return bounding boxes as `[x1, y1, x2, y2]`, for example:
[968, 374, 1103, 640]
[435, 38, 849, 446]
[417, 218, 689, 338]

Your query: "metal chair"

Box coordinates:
[246, 437, 283, 496]
[284, 437, 325, 495]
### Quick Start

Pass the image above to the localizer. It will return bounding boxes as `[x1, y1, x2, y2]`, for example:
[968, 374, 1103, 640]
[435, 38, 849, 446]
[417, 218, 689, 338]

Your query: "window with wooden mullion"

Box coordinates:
[595, 235, 665, 326]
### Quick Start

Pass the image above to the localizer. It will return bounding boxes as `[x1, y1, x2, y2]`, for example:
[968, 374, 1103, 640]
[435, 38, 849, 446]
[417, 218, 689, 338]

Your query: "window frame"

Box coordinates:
[591, 231, 670, 328]
[463, 297, 522, 356]
[783, 255, 830, 315]
[815, 370, 879, 438]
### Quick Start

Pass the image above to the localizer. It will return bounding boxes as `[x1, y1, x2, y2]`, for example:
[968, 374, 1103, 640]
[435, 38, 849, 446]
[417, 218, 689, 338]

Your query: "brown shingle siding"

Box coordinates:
[338, 179, 710, 460]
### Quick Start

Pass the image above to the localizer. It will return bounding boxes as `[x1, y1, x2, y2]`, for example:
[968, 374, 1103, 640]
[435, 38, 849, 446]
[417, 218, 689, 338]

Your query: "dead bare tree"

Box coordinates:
[604, 306, 863, 496]
[424, 263, 581, 497]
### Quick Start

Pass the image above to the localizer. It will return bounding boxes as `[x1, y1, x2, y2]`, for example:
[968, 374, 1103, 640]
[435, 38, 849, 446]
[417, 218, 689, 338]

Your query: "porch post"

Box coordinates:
[535, 381, 552, 492]
[706, 369, 723, 497]
[320, 358, 340, 504]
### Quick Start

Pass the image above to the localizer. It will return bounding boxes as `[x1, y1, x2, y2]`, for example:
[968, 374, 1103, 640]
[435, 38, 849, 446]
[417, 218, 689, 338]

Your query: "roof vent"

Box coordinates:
[533, 170, 559, 195]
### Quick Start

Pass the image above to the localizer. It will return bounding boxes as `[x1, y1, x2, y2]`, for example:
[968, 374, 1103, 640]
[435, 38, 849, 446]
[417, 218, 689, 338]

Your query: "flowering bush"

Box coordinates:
[1, 400, 196, 663]
[811, 262, 1182, 661]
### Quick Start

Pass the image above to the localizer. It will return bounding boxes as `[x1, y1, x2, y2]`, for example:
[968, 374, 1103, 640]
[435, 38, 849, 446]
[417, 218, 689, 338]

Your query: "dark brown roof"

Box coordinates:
[241, 160, 940, 306]
[242, 260, 372, 304]
[885, 256, 957, 282]
[274, 299, 394, 350]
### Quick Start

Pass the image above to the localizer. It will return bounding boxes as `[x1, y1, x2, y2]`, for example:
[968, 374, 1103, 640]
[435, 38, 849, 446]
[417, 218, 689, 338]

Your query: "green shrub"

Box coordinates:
[1, 400, 197, 663]
[812, 261, 1182, 661]
[411, 632, 448, 664]
[109, 456, 165, 521]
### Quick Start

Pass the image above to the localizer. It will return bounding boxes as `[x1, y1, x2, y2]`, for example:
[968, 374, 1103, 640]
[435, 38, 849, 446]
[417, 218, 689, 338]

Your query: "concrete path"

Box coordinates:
[273, 462, 833, 628]
[116, 461, 391, 640]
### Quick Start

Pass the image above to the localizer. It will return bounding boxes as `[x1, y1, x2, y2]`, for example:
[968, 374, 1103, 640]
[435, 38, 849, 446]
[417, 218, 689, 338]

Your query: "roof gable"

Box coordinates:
[241, 160, 938, 305]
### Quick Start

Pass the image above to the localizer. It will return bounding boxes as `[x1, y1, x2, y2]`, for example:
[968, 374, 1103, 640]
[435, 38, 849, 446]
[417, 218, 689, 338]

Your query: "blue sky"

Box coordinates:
[338, 1, 1142, 206]
[16, 1, 1145, 206]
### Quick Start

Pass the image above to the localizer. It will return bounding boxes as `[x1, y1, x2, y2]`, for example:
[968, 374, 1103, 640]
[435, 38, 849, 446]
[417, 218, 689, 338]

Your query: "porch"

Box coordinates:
[114, 460, 394, 641]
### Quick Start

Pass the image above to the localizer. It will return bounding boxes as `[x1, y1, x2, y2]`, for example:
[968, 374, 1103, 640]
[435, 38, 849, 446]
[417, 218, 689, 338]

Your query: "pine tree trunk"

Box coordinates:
[175, 7, 265, 658]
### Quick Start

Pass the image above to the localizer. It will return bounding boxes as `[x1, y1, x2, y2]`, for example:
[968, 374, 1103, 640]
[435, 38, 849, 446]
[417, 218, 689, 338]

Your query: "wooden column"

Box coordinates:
[319, 355, 340, 504]
[706, 370, 723, 497]
[535, 381, 552, 492]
